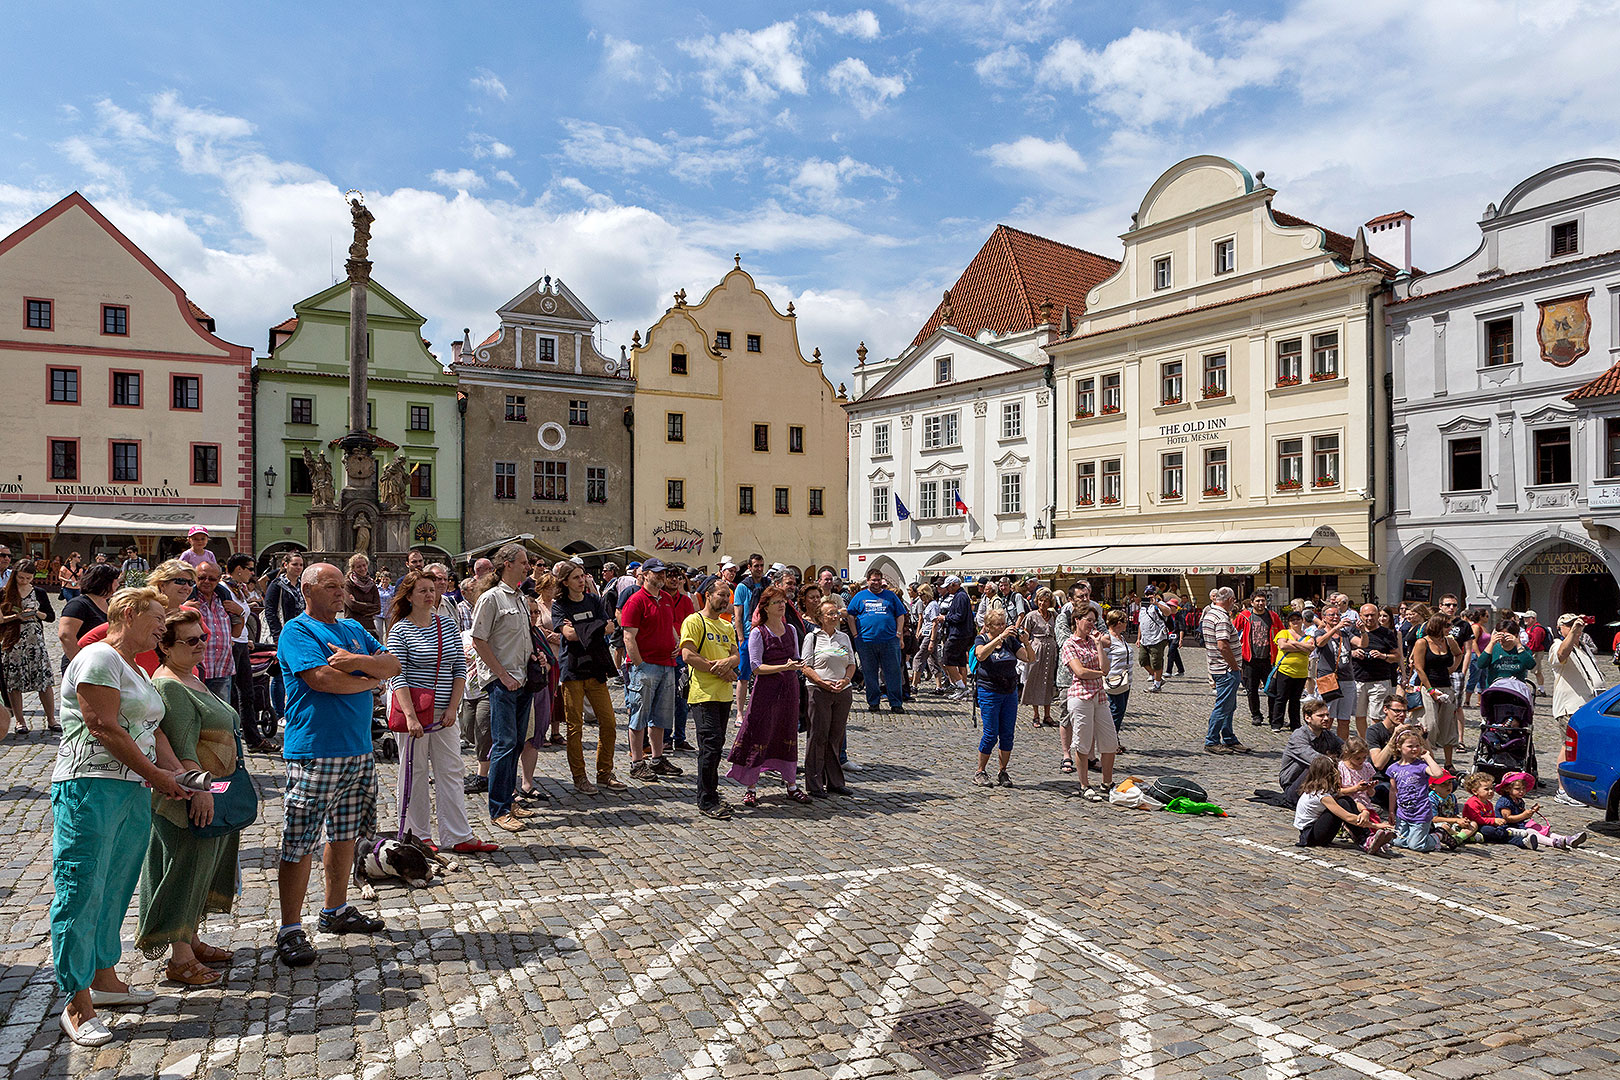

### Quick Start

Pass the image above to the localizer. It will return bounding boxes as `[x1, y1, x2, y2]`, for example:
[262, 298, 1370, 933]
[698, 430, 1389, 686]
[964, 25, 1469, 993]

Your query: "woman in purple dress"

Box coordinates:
[726, 586, 807, 806]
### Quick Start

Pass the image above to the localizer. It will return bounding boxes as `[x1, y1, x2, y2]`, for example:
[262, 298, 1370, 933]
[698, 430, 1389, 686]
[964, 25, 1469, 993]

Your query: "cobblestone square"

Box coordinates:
[3, 650, 1617, 1080]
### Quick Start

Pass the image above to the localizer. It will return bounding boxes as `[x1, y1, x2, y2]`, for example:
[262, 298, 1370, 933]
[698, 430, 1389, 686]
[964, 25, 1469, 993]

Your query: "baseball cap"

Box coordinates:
[642, 557, 667, 573]
[187, 525, 209, 537]
[943, 575, 962, 587]
[1522, 609, 1538, 620]
[627, 561, 642, 571]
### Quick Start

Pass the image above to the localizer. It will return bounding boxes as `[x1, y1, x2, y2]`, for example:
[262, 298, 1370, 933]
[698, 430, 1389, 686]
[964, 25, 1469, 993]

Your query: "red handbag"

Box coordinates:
[387, 616, 445, 733]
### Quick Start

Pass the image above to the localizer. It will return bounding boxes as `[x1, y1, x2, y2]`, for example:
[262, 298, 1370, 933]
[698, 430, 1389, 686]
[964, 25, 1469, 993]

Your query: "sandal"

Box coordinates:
[788, 787, 812, 804]
[1060, 758, 1075, 774]
[165, 958, 222, 986]
[191, 942, 233, 965]
[742, 790, 758, 807]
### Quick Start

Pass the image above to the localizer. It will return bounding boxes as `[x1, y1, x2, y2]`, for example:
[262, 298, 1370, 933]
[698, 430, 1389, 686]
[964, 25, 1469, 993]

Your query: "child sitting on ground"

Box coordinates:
[1426, 771, 1474, 848]
[1294, 755, 1393, 853]
[1337, 738, 1381, 816]
[1460, 772, 1543, 850]
[1494, 772, 1587, 851]
[1385, 730, 1445, 852]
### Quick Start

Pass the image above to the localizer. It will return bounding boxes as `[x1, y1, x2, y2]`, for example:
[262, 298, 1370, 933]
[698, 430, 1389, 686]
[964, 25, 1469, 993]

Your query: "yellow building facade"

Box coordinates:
[1047, 156, 1394, 602]
[629, 262, 849, 573]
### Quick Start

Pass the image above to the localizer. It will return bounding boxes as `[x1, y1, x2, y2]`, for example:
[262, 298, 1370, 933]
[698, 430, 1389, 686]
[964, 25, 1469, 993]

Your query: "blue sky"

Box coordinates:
[4, 0, 1620, 388]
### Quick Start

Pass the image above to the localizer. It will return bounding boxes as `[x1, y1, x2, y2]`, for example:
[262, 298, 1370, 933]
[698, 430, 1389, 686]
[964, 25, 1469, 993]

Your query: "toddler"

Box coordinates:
[1385, 731, 1444, 852]
[1494, 772, 1587, 851]
[1426, 772, 1474, 848]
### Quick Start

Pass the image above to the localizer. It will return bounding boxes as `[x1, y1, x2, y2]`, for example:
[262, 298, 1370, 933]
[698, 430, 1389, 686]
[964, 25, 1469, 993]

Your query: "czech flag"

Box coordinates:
[953, 492, 970, 515]
[895, 495, 911, 521]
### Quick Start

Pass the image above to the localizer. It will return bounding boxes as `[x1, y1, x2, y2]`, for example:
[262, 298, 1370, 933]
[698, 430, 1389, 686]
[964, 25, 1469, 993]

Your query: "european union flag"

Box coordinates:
[894, 495, 911, 521]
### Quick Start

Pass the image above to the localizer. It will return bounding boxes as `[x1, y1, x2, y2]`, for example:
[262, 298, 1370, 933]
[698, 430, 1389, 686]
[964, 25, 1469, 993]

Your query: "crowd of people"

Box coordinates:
[5, 531, 1608, 1047]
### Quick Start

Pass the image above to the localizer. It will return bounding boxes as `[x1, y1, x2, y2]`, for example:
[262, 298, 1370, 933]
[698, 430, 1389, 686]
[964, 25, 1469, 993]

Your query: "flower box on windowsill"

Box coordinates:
[1161, 492, 1184, 502]
[1275, 479, 1303, 492]
[1100, 405, 1121, 415]
[1201, 386, 1228, 400]
[1076, 498, 1094, 507]
[1075, 410, 1094, 419]
[1100, 495, 1120, 505]
[1310, 370, 1339, 383]
[1160, 396, 1183, 406]
[1313, 476, 1338, 489]
[1275, 375, 1302, 388]
[1202, 485, 1227, 497]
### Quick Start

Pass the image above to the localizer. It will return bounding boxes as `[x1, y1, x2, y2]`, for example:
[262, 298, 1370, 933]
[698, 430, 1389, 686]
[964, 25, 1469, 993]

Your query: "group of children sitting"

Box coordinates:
[1291, 701, 1588, 855]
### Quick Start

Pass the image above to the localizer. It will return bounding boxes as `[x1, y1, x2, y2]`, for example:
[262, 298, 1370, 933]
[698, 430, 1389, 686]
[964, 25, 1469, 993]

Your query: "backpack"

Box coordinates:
[1525, 623, 1550, 652]
[1143, 775, 1208, 805]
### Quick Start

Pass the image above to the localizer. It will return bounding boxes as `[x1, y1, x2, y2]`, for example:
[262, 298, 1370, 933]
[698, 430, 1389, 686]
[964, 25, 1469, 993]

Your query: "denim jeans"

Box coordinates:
[203, 675, 232, 702]
[1205, 669, 1241, 747]
[629, 663, 677, 731]
[1394, 820, 1438, 852]
[977, 687, 1019, 754]
[270, 669, 287, 719]
[486, 681, 533, 819]
[855, 636, 904, 709]
[674, 658, 690, 744]
[1106, 689, 1129, 730]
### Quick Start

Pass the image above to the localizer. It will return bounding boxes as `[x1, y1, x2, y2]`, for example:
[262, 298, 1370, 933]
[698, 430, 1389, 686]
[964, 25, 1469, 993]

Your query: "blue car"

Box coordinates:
[1562, 685, 1620, 820]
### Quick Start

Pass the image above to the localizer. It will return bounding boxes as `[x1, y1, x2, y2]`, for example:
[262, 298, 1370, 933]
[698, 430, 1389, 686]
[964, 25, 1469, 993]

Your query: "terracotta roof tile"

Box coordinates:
[186, 299, 215, 330]
[1567, 362, 1620, 402]
[479, 330, 499, 348]
[1269, 209, 1399, 273]
[908, 225, 1119, 351]
[272, 316, 298, 332]
[1364, 210, 1412, 227]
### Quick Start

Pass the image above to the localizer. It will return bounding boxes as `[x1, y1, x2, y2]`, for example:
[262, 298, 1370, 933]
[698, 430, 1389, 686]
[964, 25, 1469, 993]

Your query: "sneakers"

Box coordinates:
[1226, 743, 1253, 754]
[890, 704, 906, 714]
[972, 771, 992, 786]
[1364, 830, 1394, 855]
[1553, 789, 1584, 807]
[573, 778, 599, 796]
[318, 906, 385, 934]
[463, 775, 488, 794]
[650, 756, 684, 776]
[628, 761, 656, 781]
[597, 773, 628, 791]
[1250, 716, 1266, 726]
[1204, 744, 1231, 755]
[1148, 680, 1163, 693]
[1522, 832, 1541, 851]
[674, 740, 698, 752]
[1569, 830, 1589, 849]
[996, 770, 1012, 787]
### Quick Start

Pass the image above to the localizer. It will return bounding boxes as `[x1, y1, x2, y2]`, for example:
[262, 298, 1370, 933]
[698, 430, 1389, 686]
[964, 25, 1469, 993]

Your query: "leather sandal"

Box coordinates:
[191, 942, 233, 965]
[165, 958, 222, 986]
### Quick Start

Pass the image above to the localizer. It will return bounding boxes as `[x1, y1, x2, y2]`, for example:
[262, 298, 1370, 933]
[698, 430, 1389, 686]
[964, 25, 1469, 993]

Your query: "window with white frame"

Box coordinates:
[1310, 332, 1340, 380]
[1101, 372, 1122, 414]
[999, 472, 1022, 514]
[942, 477, 962, 516]
[1203, 447, 1228, 495]
[1277, 438, 1304, 490]
[1075, 461, 1096, 506]
[918, 481, 938, 520]
[871, 484, 891, 523]
[1075, 376, 1096, 417]
[1214, 237, 1236, 274]
[587, 467, 607, 504]
[1534, 427, 1572, 485]
[568, 399, 588, 425]
[1001, 400, 1023, 439]
[1153, 255, 1172, 290]
[1202, 352, 1228, 398]
[535, 336, 557, 363]
[1312, 434, 1340, 487]
[872, 421, 891, 457]
[1485, 319, 1514, 366]
[1160, 452, 1184, 500]
[1101, 459, 1122, 504]
[935, 356, 952, 383]
[1276, 338, 1303, 386]
[1607, 420, 1620, 480]
[1160, 359, 1184, 404]
[922, 411, 960, 449]
[533, 460, 567, 501]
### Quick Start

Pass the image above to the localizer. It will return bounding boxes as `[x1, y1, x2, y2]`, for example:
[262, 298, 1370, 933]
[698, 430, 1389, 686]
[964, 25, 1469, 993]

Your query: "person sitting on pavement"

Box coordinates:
[1294, 755, 1393, 854]
[1277, 699, 1343, 805]
[274, 563, 399, 966]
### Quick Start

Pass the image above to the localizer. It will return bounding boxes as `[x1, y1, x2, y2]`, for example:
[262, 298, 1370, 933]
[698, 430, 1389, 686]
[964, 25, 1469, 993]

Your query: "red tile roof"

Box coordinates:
[272, 316, 298, 332]
[907, 225, 1119, 351]
[186, 299, 215, 330]
[1364, 210, 1412, 227]
[1567, 363, 1620, 402]
[1269, 209, 1399, 273]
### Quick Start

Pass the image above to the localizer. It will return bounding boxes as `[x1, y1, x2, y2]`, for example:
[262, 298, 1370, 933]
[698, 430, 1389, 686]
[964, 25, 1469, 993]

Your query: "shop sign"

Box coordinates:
[1157, 417, 1229, 445]
[1308, 525, 1342, 547]
[1589, 481, 1620, 510]
[521, 506, 577, 534]
[652, 520, 705, 554]
[0, 482, 183, 498]
[1521, 547, 1605, 575]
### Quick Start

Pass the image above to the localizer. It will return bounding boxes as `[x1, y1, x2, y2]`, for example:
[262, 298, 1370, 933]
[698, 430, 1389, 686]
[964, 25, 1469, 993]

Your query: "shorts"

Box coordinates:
[1137, 641, 1166, 669]
[280, 755, 378, 861]
[1355, 680, 1394, 719]
[1068, 694, 1119, 757]
[943, 638, 969, 668]
[627, 662, 676, 731]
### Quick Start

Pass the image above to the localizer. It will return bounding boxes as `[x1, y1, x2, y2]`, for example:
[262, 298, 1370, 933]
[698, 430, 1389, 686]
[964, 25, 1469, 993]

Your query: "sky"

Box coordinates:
[4, 0, 1620, 390]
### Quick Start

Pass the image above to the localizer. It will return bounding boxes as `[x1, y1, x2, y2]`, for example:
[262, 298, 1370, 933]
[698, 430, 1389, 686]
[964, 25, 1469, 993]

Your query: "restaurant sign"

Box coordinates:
[652, 520, 706, 554]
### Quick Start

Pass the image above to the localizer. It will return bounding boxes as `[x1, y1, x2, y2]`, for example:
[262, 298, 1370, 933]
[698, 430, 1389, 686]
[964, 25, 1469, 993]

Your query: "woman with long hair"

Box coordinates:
[1410, 612, 1465, 771]
[551, 561, 625, 795]
[58, 563, 120, 667]
[386, 570, 489, 853]
[136, 608, 245, 986]
[726, 585, 807, 806]
[2, 559, 58, 733]
[59, 552, 85, 600]
[1020, 587, 1059, 727]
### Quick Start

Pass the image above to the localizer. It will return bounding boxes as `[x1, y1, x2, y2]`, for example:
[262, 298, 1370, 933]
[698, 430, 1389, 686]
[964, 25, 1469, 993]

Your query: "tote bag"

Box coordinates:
[387, 617, 445, 733]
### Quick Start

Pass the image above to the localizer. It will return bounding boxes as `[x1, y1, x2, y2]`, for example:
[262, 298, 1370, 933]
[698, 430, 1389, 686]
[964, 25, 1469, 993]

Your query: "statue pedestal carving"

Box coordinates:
[306, 507, 348, 555]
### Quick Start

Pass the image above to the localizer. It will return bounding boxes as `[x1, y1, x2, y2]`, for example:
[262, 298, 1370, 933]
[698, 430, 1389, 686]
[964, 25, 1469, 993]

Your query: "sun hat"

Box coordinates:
[1557, 612, 1581, 627]
[1494, 770, 1535, 794]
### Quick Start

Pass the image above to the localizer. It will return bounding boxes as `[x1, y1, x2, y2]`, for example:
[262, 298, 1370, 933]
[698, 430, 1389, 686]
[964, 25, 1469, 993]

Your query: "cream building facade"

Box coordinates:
[1040, 156, 1396, 603]
[629, 261, 848, 574]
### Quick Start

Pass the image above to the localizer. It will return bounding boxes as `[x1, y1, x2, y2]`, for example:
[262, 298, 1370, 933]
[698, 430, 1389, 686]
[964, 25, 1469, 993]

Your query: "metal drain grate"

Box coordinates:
[891, 1001, 1045, 1077]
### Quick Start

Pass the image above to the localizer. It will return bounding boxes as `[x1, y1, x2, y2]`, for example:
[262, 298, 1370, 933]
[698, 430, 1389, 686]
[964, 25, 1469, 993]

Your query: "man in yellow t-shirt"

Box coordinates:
[679, 576, 739, 820]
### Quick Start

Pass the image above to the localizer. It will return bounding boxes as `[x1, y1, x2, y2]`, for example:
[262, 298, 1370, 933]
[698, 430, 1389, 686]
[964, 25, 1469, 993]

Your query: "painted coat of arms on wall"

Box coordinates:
[1536, 295, 1592, 366]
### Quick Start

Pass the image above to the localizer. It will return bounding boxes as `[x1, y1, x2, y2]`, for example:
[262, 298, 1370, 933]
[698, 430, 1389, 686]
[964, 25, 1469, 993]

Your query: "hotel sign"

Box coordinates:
[1157, 417, 1229, 444]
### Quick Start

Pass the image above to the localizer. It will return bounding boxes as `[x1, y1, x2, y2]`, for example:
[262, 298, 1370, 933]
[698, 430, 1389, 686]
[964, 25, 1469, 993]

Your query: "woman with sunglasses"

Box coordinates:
[77, 560, 200, 675]
[136, 609, 244, 986]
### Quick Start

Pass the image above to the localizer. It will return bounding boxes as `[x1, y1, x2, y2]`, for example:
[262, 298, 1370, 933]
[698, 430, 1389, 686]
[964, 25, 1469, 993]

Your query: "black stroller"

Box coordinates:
[249, 646, 280, 741]
[1474, 677, 1538, 787]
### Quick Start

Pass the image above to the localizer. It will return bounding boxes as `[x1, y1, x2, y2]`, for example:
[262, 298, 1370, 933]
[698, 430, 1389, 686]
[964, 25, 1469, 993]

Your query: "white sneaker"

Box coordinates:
[843, 761, 864, 772]
[1553, 789, 1584, 807]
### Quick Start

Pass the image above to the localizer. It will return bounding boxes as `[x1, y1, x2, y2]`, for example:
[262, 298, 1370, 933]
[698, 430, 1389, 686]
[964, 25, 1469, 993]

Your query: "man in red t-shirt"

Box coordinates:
[620, 558, 685, 781]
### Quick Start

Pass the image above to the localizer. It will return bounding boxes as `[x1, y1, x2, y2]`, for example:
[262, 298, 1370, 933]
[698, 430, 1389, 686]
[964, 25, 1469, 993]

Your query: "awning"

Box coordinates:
[57, 504, 239, 536]
[450, 534, 568, 567]
[929, 544, 1108, 577]
[935, 527, 1374, 578]
[0, 502, 72, 532]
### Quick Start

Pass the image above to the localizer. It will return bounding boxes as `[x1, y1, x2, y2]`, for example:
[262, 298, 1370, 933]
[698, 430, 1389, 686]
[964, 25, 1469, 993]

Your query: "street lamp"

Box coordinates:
[1034, 520, 1047, 541]
[711, 526, 722, 553]
[263, 465, 277, 499]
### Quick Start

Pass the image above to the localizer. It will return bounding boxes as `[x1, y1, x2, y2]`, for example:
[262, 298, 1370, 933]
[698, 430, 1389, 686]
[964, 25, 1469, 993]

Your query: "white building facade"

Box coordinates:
[1387, 158, 1620, 628]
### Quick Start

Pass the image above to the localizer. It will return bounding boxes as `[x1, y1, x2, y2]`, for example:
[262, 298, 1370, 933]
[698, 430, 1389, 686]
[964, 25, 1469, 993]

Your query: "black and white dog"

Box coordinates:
[352, 832, 461, 900]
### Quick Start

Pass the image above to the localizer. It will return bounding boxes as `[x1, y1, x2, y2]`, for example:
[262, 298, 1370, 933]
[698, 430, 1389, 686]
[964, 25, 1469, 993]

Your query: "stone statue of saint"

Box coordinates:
[378, 451, 411, 511]
[304, 448, 337, 508]
[348, 198, 374, 263]
[353, 517, 372, 556]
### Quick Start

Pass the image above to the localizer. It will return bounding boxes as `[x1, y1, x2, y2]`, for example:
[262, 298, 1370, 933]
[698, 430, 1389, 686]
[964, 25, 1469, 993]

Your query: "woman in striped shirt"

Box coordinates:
[386, 570, 494, 854]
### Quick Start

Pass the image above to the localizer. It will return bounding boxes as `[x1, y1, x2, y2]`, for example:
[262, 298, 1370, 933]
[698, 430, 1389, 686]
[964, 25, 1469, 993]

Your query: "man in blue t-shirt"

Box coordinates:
[846, 568, 908, 712]
[273, 562, 401, 969]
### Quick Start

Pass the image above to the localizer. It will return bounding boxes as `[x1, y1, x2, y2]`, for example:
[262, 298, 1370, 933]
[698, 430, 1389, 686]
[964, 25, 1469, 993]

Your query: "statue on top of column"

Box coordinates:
[348, 198, 373, 263]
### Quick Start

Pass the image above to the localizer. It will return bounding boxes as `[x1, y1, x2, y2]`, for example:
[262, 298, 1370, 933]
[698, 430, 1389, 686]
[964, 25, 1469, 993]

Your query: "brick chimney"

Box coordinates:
[1364, 211, 1413, 272]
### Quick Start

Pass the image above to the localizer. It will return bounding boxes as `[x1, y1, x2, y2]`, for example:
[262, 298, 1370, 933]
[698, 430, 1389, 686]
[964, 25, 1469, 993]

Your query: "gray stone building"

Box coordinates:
[452, 276, 634, 555]
[1387, 159, 1620, 630]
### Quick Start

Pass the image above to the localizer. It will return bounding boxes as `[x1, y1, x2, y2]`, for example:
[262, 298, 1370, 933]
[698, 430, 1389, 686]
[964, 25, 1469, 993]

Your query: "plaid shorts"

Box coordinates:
[280, 754, 378, 861]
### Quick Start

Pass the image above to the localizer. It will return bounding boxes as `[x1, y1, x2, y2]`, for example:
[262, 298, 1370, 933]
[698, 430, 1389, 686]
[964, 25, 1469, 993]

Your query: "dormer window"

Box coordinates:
[936, 356, 952, 383]
[1213, 238, 1235, 274]
[1551, 220, 1579, 257]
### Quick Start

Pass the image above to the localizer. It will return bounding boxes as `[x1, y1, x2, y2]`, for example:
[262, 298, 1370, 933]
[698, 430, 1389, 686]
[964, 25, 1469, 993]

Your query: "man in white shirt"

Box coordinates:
[1136, 585, 1174, 692]
[1551, 613, 1604, 805]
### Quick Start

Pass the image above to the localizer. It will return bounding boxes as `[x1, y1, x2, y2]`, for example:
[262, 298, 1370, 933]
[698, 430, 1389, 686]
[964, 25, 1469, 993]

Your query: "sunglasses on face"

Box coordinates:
[176, 632, 209, 647]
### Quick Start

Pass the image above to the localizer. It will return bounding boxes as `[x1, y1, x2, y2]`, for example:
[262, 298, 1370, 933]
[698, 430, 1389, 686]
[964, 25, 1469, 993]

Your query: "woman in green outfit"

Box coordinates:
[137, 607, 244, 986]
[51, 587, 192, 1047]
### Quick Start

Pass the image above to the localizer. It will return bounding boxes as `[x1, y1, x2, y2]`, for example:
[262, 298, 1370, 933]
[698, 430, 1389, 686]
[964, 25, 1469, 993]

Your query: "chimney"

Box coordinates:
[1363, 211, 1413, 272]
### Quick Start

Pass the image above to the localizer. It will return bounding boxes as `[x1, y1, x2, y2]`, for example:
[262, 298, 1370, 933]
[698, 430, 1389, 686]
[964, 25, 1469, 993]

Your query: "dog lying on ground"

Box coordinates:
[352, 832, 462, 900]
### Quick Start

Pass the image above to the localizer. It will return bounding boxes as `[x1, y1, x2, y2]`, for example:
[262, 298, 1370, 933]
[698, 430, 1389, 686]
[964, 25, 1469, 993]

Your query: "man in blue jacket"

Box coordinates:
[846, 568, 908, 713]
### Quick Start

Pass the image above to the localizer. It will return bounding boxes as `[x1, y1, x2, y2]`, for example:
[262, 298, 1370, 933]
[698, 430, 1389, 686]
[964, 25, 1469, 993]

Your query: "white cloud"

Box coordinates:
[470, 69, 508, 100]
[973, 46, 1030, 87]
[430, 168, 485, 191]
[826, 57, 906, 117]
[809, 10, 881, 39]
[891, 0, 1067, 47]
[560, 120, 671, 173]
[601, 35, 675, 96]
[678, 21, 808, 119]
[1039, 29, 1229, 127]
[57, 136, 127, 187]
[786, 155, 898, 207]
[981, 135, 1086, 178]
[469, 133, 515, 160]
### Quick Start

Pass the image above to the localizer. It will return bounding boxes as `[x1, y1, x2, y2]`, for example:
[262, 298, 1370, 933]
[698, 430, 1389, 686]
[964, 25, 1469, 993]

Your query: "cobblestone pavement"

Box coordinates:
[2, 646, 1618, 1080]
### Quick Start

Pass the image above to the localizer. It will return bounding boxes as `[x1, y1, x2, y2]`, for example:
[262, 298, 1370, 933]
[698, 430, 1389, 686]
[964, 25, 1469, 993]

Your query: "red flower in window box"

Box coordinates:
[1160, 395, 1183, 406]
[1075, 409, 1094, 419]
[1313, 475, 1338, 489]
[1100, 495, 1120, 505]
[1275, 374, 1301, 388]
[1309, 370, 1338, 382]
[1202, 385, 1228, 399]
[1275, 478, 1303, 491]
[1100, 404, 1121, 415]
[1076, 497, 1095, 507]
[1202, 485, 1226, 496]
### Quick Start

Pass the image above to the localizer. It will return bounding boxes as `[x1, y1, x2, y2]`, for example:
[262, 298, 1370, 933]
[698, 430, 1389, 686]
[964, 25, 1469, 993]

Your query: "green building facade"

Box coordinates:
[252, 279, 461, 564]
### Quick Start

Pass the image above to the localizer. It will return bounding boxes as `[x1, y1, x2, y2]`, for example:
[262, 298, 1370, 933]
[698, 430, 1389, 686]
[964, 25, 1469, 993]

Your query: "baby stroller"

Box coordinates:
[1474, 677, 1538, 787]
[250, 646, 280, 740]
